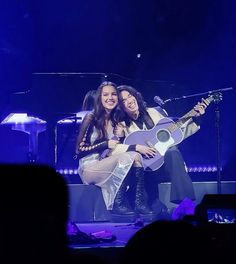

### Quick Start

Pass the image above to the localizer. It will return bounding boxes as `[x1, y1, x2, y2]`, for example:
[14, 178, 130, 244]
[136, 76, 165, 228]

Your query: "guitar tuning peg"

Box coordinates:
[211, 92, 223, 103]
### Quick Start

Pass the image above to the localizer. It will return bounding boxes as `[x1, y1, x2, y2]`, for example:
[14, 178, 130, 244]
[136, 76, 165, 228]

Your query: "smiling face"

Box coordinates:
[101, 85, 118, 113]
[120, 90, 139, 117]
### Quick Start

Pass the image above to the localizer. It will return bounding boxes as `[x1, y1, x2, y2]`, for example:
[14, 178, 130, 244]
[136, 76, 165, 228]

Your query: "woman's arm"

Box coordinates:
[111, 122, 156, 158]
[75, 112, 108, 159]
[181, 98, 209, 139]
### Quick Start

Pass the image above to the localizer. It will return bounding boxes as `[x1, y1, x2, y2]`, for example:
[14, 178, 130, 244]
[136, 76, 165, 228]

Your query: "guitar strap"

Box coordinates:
[154, 106, 168, 117]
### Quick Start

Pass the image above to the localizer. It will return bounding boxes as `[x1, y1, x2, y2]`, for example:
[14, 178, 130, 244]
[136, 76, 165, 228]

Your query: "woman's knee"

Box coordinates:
[165, 147, 183, 161]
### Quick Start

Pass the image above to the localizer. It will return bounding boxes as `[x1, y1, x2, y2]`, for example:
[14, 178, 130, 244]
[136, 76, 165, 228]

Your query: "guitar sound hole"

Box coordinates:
[156, 130, 170, 142]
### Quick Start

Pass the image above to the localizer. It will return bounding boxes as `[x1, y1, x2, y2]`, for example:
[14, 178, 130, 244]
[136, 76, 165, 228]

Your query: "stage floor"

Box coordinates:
[68, 221, 148, 264]
[69, 221, 145, 249]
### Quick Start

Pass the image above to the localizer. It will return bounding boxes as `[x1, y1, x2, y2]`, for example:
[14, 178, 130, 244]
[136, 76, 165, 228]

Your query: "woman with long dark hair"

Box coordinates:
[75, 82, 142, 215]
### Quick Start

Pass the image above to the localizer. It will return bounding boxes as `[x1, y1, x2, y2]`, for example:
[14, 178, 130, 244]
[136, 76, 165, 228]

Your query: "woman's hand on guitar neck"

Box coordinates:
[194, 98, 210, 116]
[136, 144, 157, 159]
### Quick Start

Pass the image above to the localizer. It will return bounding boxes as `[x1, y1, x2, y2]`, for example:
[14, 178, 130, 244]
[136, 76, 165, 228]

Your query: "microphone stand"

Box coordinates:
[163, 87, 232, 103]
[214, 100, 221, 194]
[163, 87, 233, 195]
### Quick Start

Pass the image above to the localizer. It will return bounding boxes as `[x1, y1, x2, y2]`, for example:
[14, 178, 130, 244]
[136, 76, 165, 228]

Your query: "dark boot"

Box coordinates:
[112, 176, 135, 215]
[134, 167, 153, 215]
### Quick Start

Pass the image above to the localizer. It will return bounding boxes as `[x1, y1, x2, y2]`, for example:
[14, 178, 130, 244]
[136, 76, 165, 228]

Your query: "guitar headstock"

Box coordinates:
[207, 92, 223, 104]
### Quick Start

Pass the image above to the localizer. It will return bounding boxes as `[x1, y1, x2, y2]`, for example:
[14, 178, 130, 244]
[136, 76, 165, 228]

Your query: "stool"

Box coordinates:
[158, 181, 236, 210]
[68, 184, 111, 223]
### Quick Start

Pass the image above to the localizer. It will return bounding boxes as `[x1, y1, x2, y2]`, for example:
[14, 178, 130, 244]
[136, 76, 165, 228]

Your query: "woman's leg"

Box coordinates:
[164, 146, 196, 204]
[132, 157, 153, 215]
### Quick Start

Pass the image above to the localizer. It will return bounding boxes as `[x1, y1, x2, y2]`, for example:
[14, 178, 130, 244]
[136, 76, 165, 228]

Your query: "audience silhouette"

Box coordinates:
[1, 164, 235, 264]
[121, 212, 236, 263]
[121, 220, 209, 263]
[0, 164, 106, 264]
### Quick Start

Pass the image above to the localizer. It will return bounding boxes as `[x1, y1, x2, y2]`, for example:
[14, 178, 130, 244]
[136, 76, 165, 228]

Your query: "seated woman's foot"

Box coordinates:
[112, 205, 135, 215]
[135, 205, 153, 215]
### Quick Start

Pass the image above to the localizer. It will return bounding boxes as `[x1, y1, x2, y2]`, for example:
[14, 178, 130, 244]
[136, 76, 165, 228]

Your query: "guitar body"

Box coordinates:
[124, 117, 184, 171]
[123, 93, 219, 171]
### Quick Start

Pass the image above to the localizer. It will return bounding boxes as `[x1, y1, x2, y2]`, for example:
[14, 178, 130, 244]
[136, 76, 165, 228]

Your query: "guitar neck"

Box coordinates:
[168, 109, 196, 133]
[168, 93, 216, 133]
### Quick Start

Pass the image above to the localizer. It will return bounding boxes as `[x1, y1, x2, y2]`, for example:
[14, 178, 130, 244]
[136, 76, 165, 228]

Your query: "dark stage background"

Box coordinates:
[0, 0, 236, 180]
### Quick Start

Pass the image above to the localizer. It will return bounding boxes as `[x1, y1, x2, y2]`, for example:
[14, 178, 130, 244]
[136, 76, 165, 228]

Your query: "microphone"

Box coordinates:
[153, 96, 165, 106]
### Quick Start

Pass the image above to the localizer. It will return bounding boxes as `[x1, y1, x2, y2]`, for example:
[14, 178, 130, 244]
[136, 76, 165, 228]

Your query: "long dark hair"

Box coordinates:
[117, 85, 147, 126]
[93, 81, 118, 141]
[81, 90, 97, 111]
